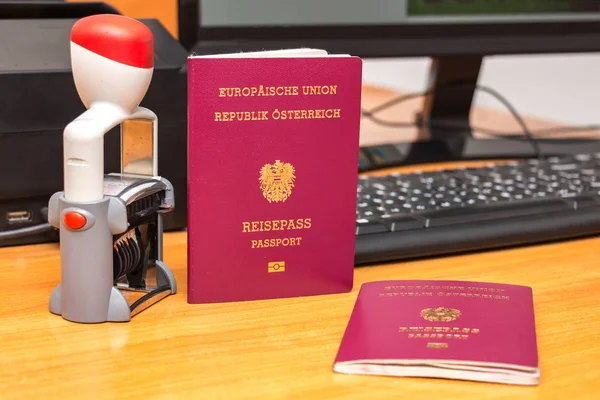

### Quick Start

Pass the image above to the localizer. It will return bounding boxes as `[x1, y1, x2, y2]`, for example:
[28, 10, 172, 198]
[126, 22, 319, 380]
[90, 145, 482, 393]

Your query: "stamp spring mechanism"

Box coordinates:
[109, 118, 176, 317]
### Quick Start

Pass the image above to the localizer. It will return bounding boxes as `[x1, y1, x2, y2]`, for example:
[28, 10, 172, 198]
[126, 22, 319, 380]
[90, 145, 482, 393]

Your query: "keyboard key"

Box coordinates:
[576, 154, 592, 161]
[551, 163, 578, 171]
[573, 195, 600, 209]
[356, 220, 389, 235]
[383, 214, 426, 232]
[422, 198, 573, 227]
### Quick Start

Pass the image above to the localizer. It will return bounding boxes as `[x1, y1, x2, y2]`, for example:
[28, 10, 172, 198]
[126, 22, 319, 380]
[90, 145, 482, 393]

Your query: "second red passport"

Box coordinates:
[187, 49, 363, 303]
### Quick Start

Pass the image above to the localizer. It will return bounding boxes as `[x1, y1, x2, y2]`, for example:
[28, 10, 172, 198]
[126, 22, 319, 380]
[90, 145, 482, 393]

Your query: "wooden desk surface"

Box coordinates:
[2, 87, 600, 399]
[2, 218, 600, 399]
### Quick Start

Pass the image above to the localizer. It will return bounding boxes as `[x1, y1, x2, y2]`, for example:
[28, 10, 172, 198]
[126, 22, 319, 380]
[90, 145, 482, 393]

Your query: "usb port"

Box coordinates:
[7, 210, 32, 224]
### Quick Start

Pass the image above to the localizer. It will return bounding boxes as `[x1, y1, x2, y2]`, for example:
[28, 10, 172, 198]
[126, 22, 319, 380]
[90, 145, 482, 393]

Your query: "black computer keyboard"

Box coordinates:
[355, 153, 600, 265]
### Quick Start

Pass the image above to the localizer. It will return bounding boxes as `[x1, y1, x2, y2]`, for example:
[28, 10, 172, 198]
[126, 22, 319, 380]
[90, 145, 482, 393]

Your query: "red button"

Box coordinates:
[64, 211, 87, 230]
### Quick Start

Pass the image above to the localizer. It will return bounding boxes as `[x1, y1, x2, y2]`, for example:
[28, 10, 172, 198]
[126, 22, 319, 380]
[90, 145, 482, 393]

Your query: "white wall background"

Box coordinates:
[362, 53, 600, 126]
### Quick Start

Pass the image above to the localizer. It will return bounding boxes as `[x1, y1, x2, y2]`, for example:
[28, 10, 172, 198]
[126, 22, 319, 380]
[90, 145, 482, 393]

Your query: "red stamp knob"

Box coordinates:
[71, 14, 153, 69]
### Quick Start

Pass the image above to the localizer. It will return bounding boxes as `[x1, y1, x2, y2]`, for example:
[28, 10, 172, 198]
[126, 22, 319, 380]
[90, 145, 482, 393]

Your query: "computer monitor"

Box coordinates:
[179, 0, 600, 56]
[178, 1, 600, 165]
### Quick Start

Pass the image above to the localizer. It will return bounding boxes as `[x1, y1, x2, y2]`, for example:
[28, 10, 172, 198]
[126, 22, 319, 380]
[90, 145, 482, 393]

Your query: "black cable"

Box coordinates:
[362, 83, 543, 156]
[364, 114, 600, 140]
[475, 85, 541, 157]
[362, 83, 600, 158]
[0, 223, 53, 240]
[363, 90, 428, 116]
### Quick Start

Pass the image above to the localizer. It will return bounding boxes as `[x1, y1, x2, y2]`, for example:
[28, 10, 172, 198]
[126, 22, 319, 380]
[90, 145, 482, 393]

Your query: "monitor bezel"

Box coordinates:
[179, 0, 600, 57]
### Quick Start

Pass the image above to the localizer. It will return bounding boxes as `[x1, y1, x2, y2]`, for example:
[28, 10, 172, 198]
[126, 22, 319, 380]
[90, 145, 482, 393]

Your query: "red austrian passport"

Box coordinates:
[334, 280, 540, 385]
[187, 49, 362, 303]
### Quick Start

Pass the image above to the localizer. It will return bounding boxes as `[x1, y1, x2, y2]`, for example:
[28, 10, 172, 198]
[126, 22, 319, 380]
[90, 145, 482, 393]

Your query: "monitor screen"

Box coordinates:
[199, 0, 600, 28]
[184, 0, 600, 57]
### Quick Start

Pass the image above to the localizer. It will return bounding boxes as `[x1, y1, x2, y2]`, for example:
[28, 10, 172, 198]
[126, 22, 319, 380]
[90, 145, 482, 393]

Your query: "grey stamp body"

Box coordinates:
[48, 194, 131, 323]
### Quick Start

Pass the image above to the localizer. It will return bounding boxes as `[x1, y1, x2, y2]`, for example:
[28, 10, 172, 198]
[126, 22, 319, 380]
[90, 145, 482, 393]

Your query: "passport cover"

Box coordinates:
[187, 50, 362, 303]
[334, 280, 540, 385]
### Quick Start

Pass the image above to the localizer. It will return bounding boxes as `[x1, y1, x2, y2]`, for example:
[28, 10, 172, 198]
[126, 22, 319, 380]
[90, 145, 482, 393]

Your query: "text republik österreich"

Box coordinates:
[213, 84, 341, 122]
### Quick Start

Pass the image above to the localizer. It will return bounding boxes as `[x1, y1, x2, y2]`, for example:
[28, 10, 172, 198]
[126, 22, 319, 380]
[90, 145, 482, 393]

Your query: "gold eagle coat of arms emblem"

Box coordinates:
[421, 307, 461, 322]
[259, 160, 296, 202]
